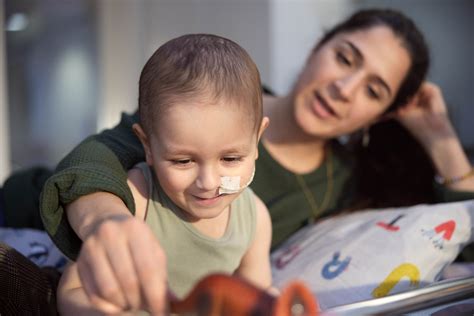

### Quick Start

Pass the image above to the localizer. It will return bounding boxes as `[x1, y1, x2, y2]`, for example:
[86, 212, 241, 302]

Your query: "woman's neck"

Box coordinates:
[262, 95, 328, 174]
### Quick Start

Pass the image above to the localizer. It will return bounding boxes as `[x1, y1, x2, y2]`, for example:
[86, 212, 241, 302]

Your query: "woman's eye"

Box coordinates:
[336, 52, 352, 66]
[367, 86, 380, 100]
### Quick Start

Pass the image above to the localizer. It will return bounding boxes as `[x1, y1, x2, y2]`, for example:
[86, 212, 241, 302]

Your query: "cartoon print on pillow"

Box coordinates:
[421, 220, 456, 250]
[271, 200, 474, 309]
[372, 263, 420, 298]
[376, 214, 405, 232]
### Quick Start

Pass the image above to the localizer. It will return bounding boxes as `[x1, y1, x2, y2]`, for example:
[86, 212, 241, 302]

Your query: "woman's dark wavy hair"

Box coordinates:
[316, 9, 434, 209]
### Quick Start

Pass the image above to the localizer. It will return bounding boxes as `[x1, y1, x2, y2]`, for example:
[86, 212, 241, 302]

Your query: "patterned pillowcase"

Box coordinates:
[271, 200, 474, 310]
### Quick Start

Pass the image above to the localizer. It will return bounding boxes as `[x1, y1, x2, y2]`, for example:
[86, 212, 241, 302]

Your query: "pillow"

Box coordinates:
[271, 200, 474, 310]
[0, 228, 67, 270]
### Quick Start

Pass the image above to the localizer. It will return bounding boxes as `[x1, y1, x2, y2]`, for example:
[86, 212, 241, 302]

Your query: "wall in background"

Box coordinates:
[5, 0, 98, 170]
[1, 0, 11, 184]
[97, 0, 272, 130]
[269, 0, 354, 95]
[96, 0, 474, 150]
[3, 0, 473, 177]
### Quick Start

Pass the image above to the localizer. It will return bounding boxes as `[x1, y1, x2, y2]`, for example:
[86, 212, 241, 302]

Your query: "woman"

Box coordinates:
[31, 8, 474, 313]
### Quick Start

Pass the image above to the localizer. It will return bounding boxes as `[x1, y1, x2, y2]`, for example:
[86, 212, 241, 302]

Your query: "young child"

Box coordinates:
[57, 34, 272, 314]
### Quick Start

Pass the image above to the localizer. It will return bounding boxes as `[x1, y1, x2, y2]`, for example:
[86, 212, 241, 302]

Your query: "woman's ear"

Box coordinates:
[376, 112, 395, 123]
[372, 106, 402, 125]
[379, 95, 420, 123]
[132, 123, 154, 166]
[255, 117, 270, 159]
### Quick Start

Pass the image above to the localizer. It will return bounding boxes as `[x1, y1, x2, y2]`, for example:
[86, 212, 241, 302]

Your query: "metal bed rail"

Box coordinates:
[320, 276, 474, 315]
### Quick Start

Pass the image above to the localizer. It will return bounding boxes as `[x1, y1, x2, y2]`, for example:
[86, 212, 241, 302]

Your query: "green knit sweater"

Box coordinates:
[38, 111, 474, 260]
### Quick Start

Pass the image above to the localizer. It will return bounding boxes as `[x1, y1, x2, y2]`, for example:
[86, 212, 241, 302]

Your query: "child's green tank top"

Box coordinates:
[135, 162, 257, 298]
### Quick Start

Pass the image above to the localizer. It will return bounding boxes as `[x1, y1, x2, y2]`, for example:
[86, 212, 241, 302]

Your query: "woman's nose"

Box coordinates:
[332, 71, 364, 102]
[195, 166, 220, 191]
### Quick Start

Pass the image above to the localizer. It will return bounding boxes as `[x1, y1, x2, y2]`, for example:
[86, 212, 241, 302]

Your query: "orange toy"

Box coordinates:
[170, 273, 319, 316]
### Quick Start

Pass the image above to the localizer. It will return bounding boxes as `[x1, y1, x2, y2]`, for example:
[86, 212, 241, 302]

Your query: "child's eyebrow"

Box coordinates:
[220, 144, 252, 154]
[158, 143, 192, 155]
[160, 143, 252, 156]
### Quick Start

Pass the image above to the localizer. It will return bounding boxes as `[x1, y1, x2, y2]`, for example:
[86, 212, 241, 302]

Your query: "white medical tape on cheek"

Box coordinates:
[218, 167, 255, 195]
[219, 176, 241, 194]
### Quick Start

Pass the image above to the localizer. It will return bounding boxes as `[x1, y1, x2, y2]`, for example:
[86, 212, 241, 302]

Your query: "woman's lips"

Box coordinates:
[312, 92, 338, 119]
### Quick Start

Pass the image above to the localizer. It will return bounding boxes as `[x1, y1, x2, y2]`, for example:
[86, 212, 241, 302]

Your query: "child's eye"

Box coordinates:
[336, 51, 352, 66]
[222, 157, 242, 163]
[172, 159, 192, 165]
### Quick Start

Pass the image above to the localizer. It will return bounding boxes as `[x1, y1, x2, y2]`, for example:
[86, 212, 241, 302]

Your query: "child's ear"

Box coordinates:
[255, 116, 270, 159]
[132, 123, 154, 166]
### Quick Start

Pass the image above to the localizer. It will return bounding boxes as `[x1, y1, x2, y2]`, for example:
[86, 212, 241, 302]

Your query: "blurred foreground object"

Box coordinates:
[170, 273, 319, 316]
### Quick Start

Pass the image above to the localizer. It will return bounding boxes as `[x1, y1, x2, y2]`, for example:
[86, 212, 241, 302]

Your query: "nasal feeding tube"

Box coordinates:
[218, 168, 255, 195]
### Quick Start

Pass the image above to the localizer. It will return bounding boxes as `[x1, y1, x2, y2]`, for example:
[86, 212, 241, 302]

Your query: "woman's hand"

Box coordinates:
[394, 82, 455, 148]
[393, 82, 474, 191]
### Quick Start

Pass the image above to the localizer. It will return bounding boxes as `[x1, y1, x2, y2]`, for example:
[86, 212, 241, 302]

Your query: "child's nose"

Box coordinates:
[195, 166, 220, 191]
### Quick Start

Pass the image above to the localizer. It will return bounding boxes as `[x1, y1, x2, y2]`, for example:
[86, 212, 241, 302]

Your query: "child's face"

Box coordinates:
[139, 99, 264, 221]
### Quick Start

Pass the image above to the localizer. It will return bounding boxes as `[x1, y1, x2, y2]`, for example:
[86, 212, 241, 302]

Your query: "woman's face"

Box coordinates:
[293, 25, 411, 138]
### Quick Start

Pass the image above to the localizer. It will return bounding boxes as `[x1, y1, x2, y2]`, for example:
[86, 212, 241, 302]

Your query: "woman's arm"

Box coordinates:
[395, 82, 474, 193]
[39, 111, 143, 260]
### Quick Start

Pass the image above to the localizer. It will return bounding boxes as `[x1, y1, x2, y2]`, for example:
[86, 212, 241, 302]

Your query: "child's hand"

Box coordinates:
[76, 215, 169, 315]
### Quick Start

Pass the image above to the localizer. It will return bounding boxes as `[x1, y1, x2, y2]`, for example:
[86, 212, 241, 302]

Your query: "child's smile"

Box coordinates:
[145, 98, 260, 223]
[191, 193, 225, 207]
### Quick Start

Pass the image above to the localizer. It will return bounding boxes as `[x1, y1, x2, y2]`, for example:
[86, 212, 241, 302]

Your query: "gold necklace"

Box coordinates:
[294, 146, 334, 222]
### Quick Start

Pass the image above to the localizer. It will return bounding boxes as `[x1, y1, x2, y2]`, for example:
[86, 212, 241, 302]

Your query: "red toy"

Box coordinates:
[170, 273, 319, 316]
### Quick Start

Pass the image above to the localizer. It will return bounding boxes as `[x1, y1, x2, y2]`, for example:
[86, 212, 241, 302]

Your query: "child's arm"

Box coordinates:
[57, 262, 122, 315]
[234, 195, 274, 292]
[58, 261, 152, 316]
[59, 168, 169, 314]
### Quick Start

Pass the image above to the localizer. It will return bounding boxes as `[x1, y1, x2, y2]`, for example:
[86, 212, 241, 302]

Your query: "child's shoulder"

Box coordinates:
[127, 163, 150, 220]
[235, 187, 257, 210]
[237, 188, 270, 226]
[127, 164, 148, 188]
